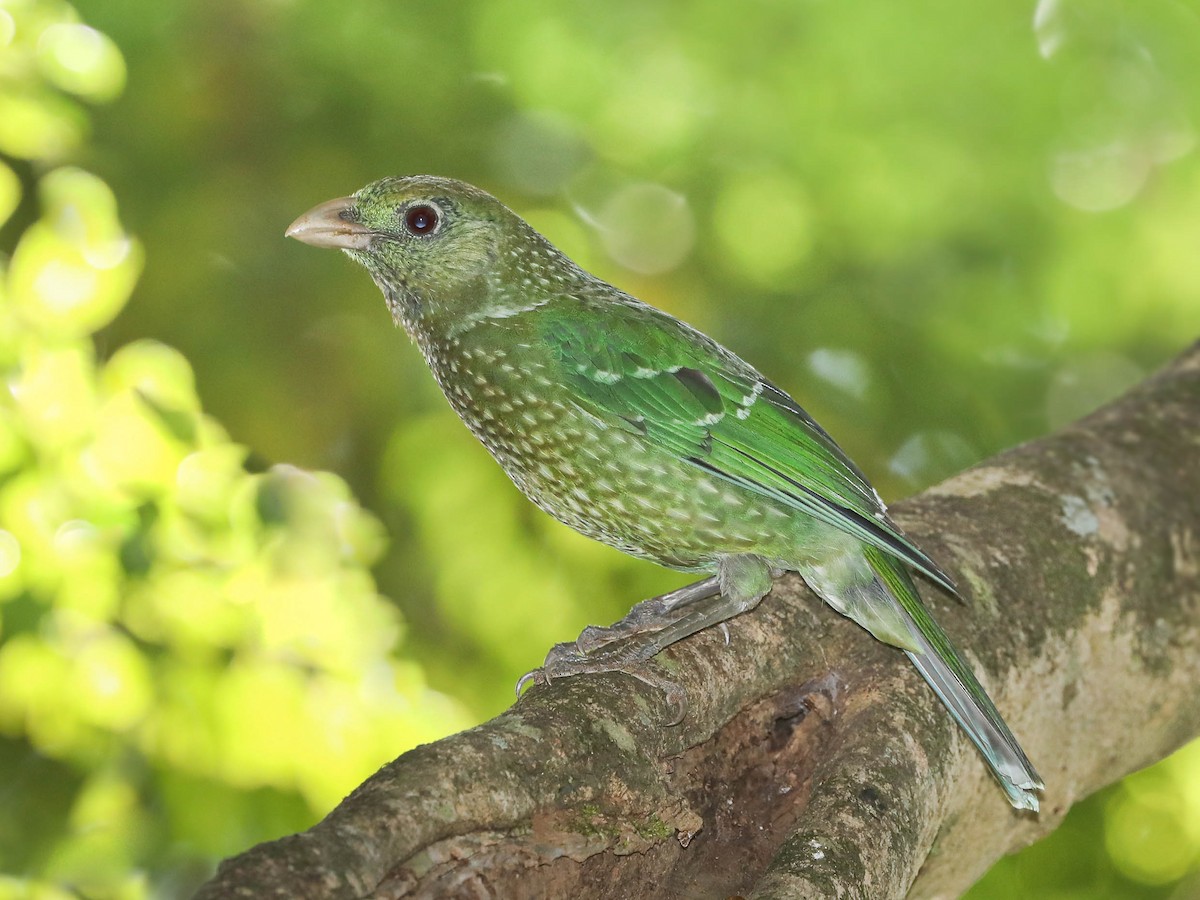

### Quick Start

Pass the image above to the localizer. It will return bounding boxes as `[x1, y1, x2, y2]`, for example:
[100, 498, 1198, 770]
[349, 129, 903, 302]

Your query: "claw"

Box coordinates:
[654, 674, 688, 726]
[665, 688, 687, 726]
[517, 638, 689, 724]
[514, 668, 543, 698]
[617, 660, 686, 725]
[515, 640, 581, 697]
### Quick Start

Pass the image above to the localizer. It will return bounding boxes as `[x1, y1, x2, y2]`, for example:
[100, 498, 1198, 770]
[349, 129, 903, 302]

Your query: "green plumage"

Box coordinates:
[287, 175, 1043, 810]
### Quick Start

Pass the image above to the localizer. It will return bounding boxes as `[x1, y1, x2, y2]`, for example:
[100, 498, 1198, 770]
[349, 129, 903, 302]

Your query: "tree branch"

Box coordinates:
[195, 341, 1200, 900]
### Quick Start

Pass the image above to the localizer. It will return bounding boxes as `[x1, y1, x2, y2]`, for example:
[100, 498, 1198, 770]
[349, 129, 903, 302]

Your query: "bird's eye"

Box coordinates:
[404, 204, 440, 236]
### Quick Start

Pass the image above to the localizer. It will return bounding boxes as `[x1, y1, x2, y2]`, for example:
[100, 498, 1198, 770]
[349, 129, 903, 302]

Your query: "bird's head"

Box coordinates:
[287, 175, 554, 332]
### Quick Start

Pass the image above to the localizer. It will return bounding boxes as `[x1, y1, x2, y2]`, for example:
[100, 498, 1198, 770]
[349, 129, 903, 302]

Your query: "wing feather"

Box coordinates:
[539, 300, 957, 593]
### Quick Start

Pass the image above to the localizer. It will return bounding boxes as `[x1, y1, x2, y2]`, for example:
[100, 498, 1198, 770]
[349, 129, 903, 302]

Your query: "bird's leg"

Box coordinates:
[575, 575, 721, 653]
[517, 556, 774, 723]
[629, 555, 772, 658]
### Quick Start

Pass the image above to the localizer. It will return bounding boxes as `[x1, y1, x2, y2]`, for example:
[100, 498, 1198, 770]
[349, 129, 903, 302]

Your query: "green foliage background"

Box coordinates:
[1, 0, 1199, 896]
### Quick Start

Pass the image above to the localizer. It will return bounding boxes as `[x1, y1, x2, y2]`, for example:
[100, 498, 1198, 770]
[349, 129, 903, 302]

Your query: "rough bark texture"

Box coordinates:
[195, 341, 1200, 900]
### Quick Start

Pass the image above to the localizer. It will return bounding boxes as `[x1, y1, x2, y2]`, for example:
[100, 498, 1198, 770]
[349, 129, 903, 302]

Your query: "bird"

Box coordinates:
[287, 175, 1043, 811]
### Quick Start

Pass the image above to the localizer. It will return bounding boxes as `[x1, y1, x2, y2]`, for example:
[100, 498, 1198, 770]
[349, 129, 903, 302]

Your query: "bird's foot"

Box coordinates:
[575, 577, 722, 654]
[516, 639, 688, 725]
[575, 598, 674, 654]
[515, 576, 740, 725]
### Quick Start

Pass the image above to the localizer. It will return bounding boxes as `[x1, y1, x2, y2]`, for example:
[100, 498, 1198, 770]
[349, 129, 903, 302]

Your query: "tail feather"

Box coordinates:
[863, 545, 1044, 811]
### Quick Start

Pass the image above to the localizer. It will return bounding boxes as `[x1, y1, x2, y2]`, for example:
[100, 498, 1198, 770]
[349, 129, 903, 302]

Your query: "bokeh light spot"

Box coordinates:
[491, 110, 589, 197]
[1106, 787, 1196, 885]
[1050, 141, 1149, 212]
[713, 172, 813, 287]
[1033, 0, 1064, 59]
[592, 183, 695, 276]
[593, 48, 707, 164]
[889, 431, 980, 488]
[1044, 352, 1143, 431]
[807, 348, 870, 399]
[0, 9, 15, 48]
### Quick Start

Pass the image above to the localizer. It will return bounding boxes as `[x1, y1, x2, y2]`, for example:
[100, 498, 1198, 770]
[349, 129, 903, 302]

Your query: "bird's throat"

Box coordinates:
[376, 274, 424, 332]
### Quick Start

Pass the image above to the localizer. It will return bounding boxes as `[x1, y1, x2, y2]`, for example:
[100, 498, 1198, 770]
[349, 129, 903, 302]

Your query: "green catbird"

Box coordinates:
[287, 175, 1043, 811]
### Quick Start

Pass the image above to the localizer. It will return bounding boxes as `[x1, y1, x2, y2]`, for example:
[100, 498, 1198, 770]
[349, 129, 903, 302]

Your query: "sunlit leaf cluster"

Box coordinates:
[0, 0, 122, 161]
[0, 2, 467, 896]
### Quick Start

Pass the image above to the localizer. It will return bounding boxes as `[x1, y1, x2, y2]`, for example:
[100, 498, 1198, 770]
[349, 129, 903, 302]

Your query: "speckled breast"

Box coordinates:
[416, 329, 801, 572]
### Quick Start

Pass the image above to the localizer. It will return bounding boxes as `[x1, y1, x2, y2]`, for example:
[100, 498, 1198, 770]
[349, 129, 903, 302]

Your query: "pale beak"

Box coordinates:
[285, 196, 374, 250]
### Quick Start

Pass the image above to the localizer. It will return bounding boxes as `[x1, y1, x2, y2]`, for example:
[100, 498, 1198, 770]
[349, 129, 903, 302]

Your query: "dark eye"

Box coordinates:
[404, 204, 440, 236]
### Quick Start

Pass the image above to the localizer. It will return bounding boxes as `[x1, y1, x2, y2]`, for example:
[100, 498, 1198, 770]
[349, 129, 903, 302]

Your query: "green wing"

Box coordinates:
[538, 298, 957, 594]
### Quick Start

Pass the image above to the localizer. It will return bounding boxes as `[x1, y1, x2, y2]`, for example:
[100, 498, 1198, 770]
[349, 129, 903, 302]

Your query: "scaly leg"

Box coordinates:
[517, 556, 774, 723]
[575, 575, 721, 653]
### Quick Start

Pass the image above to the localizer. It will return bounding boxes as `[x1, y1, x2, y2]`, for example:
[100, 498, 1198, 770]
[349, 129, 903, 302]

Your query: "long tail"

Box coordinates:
[862, 545, 1044, 811]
